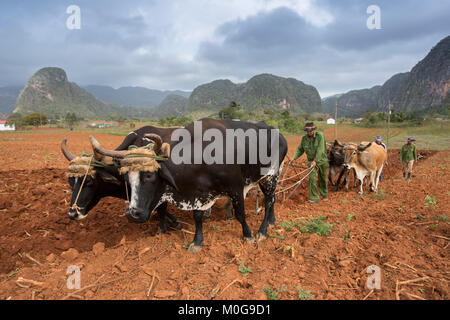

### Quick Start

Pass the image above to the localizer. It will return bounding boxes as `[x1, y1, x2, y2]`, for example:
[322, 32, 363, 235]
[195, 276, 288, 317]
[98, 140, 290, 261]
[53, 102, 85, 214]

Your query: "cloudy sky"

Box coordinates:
[1, 0, 449, 97]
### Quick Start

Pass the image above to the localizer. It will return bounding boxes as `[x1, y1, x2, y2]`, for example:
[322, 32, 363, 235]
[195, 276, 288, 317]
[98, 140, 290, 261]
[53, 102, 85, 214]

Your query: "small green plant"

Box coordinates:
[166, 241, 172, 246]
[296, 286, 314, 300]
[397, 206, 404, 212]
[298, 215, 333, 236]
[7, 267, 20, 278]
[425, 195, 437, 207]
[238, 263, 253, 277]
[333, 209, 341, 215]
[373, 189, 387, 200]
[344, 229, 350, 241]
[416, 214, 425, 220]
[278, 219, 300, 231]
[269, 233, 285, 240]
[182, 243, 189, 250]
[346, 213, 355, 221]
[212, 225, 220, 231]
[418, 288, 424, 293]
[262, 286, 278, 300]
[278, 284, 288, 295]
[284, 245, 295, 257]
[342, 200, 348, 204]
[431, 224, 438, 229]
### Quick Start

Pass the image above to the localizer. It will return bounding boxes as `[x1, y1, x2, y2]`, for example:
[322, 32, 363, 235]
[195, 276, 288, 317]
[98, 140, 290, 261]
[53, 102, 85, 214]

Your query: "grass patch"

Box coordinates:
[298, 215, 333, 236]
[431, 215, 448, 222]
[346, 213, 355, 221]
[238, 263, 253, 277]
[296, 286, 314, 300]
[424, 195, 437, 208]
[373, 189, 387, 200]
[262, 286, 278, 300]
[278, 219, 301, 231]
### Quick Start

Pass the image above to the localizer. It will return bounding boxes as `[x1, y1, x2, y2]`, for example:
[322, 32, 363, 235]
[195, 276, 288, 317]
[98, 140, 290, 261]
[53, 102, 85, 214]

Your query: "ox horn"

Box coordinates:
[144, 134, 162, 154]
[161, 143, 171, 158]
[61, 139, 76, 161]
[89, 136, 127, 159]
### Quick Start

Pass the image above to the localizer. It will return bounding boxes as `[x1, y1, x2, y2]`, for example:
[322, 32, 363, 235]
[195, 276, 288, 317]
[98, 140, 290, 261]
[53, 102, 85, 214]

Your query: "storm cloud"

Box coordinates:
[0, 0, 449, 97]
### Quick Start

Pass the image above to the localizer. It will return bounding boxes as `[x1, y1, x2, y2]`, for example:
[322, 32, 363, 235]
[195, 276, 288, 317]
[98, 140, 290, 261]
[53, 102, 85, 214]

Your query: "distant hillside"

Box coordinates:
[187, 74, 322, 114]
[84, 85, 190, 108]
[0, 86, 22, 114]
[14, 67, 115, 119]
[323, 35, 450, 117]
[150, 94, 188, 117]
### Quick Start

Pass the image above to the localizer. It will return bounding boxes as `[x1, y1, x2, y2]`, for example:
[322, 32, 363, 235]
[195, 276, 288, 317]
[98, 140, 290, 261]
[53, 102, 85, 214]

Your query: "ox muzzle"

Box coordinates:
[125, 207, 148, 223]
[68, 206, 88, 221]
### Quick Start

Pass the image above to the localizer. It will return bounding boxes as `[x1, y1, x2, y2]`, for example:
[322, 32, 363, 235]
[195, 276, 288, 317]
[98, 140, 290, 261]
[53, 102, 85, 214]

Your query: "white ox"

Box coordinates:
[343, 142, 387, 195]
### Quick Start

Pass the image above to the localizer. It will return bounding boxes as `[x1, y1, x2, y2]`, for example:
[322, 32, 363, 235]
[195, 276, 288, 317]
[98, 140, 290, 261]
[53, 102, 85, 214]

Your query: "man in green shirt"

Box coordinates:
[293, 122, 329, 203]
[400, 137, 417, 181]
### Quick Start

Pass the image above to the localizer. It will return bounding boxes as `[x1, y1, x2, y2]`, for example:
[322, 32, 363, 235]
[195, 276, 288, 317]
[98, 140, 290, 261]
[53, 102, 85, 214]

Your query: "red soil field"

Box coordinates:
[0, 129, 448, 300]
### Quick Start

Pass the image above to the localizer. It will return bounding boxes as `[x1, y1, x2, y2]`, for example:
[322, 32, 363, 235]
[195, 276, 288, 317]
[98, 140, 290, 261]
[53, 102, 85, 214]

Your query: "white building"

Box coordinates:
[327, 118, 336, 125]
[0, 120, 15, 131]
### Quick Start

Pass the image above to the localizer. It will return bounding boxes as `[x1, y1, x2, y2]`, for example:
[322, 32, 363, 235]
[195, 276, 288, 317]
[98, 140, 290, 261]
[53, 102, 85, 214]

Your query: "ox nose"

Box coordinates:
[68, 209, 87, 221]
[125, 207, 147, 223]
[68, 210, 79, 220]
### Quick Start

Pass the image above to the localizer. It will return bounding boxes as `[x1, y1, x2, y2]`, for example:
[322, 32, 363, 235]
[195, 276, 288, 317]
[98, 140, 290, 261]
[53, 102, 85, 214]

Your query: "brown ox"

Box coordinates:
[343, 142, 387, 195]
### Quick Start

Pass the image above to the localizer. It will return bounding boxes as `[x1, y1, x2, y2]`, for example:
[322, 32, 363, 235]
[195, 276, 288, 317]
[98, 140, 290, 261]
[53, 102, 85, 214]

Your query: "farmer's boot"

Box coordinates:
[407, 173, 411, 181]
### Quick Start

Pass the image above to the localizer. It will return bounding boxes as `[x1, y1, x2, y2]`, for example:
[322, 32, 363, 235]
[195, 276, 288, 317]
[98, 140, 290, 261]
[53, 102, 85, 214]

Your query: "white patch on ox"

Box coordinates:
[128, 171, 140, 209]
[158, 192, 219, 211]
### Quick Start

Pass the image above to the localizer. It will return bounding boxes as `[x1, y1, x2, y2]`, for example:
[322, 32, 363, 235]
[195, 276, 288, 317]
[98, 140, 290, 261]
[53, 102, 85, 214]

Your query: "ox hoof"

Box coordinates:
[156, 227, 167, 235]
[256, 233, 267, 242]
[170, 221, 182, 230]
[188, 243, 202, 253]
[245, 237, 255, 244]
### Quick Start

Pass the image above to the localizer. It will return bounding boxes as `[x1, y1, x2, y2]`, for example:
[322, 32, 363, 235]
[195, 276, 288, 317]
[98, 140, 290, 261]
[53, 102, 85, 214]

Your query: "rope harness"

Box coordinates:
[70, 155, 94, 215]
[118, 144, 168, 175]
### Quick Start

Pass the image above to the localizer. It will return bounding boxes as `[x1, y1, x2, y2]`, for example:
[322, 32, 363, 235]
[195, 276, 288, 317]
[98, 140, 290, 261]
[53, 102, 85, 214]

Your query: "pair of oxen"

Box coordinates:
[327, 140, 387, 195]
[61, 119, 288, 252]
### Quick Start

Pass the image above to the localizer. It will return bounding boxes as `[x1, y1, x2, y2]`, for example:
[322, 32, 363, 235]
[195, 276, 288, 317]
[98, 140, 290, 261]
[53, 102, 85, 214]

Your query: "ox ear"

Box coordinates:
[98, 170, 121, 185]
[334, 140, 343, 147]
[158, 163, 178, 191]
[358, 142, 372, 152]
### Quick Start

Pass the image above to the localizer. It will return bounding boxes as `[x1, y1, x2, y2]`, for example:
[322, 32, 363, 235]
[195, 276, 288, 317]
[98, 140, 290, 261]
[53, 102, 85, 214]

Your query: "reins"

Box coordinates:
[275, 165, 316, 196]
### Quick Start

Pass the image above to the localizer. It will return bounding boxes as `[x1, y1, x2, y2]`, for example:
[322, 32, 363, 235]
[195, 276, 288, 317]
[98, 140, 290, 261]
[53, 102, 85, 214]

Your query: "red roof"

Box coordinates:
[0, 120, 7, 124]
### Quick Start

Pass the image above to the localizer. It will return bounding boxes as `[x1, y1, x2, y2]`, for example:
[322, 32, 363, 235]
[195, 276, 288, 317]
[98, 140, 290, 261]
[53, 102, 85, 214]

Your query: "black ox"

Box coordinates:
[91, 118, 288, 252]
[327, 140, 357, 191]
